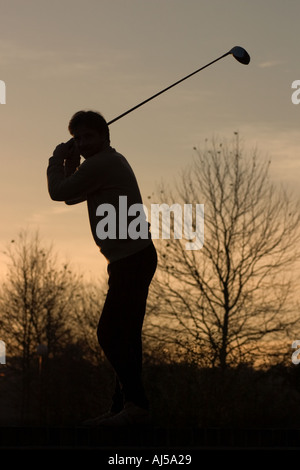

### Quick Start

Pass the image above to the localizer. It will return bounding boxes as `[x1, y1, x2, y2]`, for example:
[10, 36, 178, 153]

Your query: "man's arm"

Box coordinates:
[47, 139, 102, 202]
[65, 194, 87, 205]
[64, 156, 80, 177]
[61, 141, 87, 205]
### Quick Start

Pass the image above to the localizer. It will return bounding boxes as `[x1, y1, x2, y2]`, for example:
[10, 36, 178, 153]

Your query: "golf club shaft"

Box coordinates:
[107, 51, 230, 125]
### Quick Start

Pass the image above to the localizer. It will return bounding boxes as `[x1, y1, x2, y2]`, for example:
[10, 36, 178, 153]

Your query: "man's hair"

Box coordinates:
[68, 110, 110, 143]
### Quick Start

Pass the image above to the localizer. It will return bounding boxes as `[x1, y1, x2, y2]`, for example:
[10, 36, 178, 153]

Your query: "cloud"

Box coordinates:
[0, 40, 55, 66]
[25, 206, 74, 225]
[0, 39, 136, 78]
[258, 60, 284, 68]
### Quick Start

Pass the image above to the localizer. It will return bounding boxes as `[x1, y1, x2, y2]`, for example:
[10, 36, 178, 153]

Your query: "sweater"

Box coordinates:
[47, 146, 152, 264]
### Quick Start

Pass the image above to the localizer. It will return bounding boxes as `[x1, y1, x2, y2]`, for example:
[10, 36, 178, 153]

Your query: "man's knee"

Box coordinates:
[97, 320, 120, 353]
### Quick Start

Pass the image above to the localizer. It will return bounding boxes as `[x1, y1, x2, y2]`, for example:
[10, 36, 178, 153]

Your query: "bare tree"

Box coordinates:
[0, 230, 84, 417]
[71, 279, 108, 364]
[146, 134, 300, 368]
[0, 230, 84, 358]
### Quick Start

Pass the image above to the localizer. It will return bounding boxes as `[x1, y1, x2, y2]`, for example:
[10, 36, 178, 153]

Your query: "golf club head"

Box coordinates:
[229, 46, 250, 65]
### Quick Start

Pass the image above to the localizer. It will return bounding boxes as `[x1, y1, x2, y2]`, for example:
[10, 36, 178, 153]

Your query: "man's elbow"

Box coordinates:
[48, 189, 65, 202]
[64, 196, 86, 205]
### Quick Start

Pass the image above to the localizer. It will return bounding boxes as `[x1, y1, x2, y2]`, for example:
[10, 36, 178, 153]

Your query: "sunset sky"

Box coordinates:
[1, 0, 300, 281]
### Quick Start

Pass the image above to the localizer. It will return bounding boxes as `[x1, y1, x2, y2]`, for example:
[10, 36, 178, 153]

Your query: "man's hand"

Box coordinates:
[53, 138, 80, 162]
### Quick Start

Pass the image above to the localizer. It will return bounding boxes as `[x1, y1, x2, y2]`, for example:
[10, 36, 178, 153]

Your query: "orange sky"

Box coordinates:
[1, 0, 300, 282]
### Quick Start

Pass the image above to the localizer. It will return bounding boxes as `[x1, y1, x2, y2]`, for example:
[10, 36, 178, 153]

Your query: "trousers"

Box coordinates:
[97, 241, 157, 411]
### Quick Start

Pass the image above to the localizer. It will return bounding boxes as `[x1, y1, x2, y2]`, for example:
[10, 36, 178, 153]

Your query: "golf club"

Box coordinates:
[107, 46, 250, 126]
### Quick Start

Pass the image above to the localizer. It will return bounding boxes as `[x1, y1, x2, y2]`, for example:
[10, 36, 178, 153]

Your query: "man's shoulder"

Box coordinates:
[89, 147, 124, 164]
[81, 147, 135, 182]
[95, 147, 132, 170]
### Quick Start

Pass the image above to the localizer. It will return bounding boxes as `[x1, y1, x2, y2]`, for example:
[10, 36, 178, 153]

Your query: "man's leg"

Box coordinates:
[111, 376, 124, 413]
[97, 243, 157, 415]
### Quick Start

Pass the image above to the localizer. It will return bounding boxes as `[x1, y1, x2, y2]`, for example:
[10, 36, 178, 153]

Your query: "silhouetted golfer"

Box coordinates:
[47, 110, 157, 426]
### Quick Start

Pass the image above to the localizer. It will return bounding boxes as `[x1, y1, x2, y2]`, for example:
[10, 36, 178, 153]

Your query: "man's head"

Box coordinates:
[68, 110, 110, 158]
